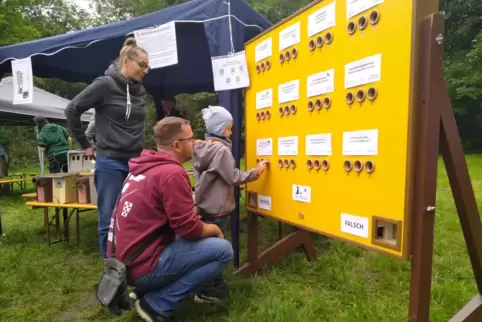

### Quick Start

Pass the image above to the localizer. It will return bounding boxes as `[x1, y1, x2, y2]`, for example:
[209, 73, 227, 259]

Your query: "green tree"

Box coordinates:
[0, 0, 91, 167]
[246, 0, 312, 24]
[91, 0, 190, 25]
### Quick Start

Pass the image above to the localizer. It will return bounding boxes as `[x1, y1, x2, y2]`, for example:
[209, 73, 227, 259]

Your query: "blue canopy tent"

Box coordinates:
[0, 0, 271, 266]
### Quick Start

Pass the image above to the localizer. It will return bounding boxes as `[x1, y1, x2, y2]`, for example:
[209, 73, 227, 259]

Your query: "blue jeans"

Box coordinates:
[201, 216, 228, 287]
[94, 155, 129, 258]
[131, 236, 233, 316]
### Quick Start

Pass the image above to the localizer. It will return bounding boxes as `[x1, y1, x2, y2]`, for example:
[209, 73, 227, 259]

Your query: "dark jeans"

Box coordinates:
[131, 236, 233, 316]
[201, 216, 228, 287]
[48, 153, 68, 173]
[94, 155, 129, 258]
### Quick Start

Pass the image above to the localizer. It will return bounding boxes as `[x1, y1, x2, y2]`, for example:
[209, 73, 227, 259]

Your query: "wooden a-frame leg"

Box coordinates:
[438, 39, 482, 322]
[234, 212, 317, 277]
[409, 12, 482, 322]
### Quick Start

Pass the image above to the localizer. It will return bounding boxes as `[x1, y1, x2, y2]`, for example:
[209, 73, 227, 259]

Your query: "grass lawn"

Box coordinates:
[0, 155, 481, 321]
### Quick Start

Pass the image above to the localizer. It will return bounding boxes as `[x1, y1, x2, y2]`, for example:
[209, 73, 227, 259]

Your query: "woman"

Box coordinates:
[64, 38, 149, 258]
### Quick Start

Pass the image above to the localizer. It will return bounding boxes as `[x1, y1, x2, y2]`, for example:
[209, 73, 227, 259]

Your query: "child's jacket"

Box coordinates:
[191, 135, 259, 217]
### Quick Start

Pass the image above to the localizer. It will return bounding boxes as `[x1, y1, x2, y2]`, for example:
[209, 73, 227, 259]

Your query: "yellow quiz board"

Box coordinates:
[244, 0, 434, 259]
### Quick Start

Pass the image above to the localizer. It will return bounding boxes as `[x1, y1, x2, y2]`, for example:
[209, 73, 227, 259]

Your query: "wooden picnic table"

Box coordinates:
[0, 176, 34, 193]
[26, 201, 97, 246]
[21, 192, 37, 201]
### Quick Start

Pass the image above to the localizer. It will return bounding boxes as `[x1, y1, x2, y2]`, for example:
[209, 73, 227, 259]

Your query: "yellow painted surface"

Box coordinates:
[0, 178, 29, 184]
[26, 201, 97, 210]
[21, 192, 37, 200]
[244, 0, 437, 259]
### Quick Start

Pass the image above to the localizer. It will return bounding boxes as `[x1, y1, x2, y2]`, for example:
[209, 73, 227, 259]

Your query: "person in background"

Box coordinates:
[64, 37, 149, 259]
[34, 116, 72, 173]
[161, 96, 184, 118]
[107, 117, 233, 322]
[0, 143, 10, 177]
[190, 105, 268, 303]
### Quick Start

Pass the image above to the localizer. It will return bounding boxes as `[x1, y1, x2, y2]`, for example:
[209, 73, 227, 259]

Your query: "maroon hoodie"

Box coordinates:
[106, 149, 204, 280]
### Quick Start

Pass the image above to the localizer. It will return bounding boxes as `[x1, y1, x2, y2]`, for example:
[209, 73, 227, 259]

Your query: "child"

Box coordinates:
[191, 105, 268, 303]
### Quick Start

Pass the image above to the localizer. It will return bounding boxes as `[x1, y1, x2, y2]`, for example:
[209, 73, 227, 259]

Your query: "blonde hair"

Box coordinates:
[153, 117, 191, 147]
[116, 37, 147, 70]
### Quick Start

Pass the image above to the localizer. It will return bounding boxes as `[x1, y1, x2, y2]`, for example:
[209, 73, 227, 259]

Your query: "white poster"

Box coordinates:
[134, 22, 178, 69]
[345, 54, 381, 89]
[307, 69, 334, 98]
[341, 213, 369, 238]
[292, 184, 311, 203]
[278, 80, 299, 104]
[279, 22, 301, 51]
[256, 138, 273, 156]
[342, 129, 378, 155]
[255, 38, 272, 62]
[306, 134, 332, 156]
[11, 57, 33, 105]
[211, 51, 250, 91]
[308, 2, 336, 37]
[258, 195, 272, 211]
[256, 89, 273, 110]
[278, 136, 298, 156]
[347, 0, 384, 19]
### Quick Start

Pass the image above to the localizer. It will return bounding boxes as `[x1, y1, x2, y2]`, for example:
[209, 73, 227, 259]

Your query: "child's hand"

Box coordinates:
[193, 206, 201, 219]
[257, 159, 269, 175]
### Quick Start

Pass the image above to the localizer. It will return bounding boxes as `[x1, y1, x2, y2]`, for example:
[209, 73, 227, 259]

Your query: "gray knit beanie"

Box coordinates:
[201, 105, 233, 136]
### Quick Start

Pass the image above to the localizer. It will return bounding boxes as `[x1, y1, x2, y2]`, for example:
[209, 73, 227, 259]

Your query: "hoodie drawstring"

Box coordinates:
[125, 83, 132, 121]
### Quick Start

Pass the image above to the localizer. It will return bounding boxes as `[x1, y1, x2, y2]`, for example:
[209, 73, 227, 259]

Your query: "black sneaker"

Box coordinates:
[135, 298, 174, 322]
[194, 281, 230, 304]
[129, 290, 139, 301]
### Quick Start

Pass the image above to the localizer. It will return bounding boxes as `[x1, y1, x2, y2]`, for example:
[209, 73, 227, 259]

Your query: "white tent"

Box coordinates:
[0, 76, 93, 125]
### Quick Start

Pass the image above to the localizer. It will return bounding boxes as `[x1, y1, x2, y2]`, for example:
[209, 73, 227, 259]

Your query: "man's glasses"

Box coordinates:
[176, 136, 194, 142]
[169, 136, 194, 148]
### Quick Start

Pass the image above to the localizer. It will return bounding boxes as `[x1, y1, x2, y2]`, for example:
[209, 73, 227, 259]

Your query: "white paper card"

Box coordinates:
[307, 69, 334, 98]
[343, 129, 378, 155]
[256, 138, 273, 156]
[134, 22, 178, 69]
[306, 134, 332, 156]
[345, 54, 381, 89]
[279, 22, 301, 51]
[308, 2, 336, 37]
[278, 80, 299, 104]
[341, 213, 369, 238]
[292, 185, 311, 203]
[11, 57, 33, 105]
[255, 38, 272, 62]
[347, 0, 384, 19]
[256, 89, 273, 110]
[278, 136, 298, 156]
[211, 51, 250, 91]
[258, 195, 272, 211]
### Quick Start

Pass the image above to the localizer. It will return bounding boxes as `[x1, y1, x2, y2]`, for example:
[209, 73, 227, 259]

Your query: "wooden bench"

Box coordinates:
[26, 201, 97, 246]
[0, 177, 33, 194]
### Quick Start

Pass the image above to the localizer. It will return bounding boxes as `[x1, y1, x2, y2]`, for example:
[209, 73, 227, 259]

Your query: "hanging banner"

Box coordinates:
[11, 57, 33, 105]
[211, 51, 250, 91]
[134, 21, 178, 69]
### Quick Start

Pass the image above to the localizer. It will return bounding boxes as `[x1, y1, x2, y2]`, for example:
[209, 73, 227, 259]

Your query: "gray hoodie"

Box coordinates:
[64, 64, 146, 159]
[192, 135, 259, 216]
[85, 111, 96, 145]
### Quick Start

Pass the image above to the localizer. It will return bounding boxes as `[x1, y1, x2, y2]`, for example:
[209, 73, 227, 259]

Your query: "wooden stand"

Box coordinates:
[408, 13, 482, 322]
[236, 13, 482, 322]
[234, 211, 317, 276]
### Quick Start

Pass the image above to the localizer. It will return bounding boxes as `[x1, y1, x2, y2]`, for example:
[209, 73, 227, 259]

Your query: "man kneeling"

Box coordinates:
[107, 117, 233, 322]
